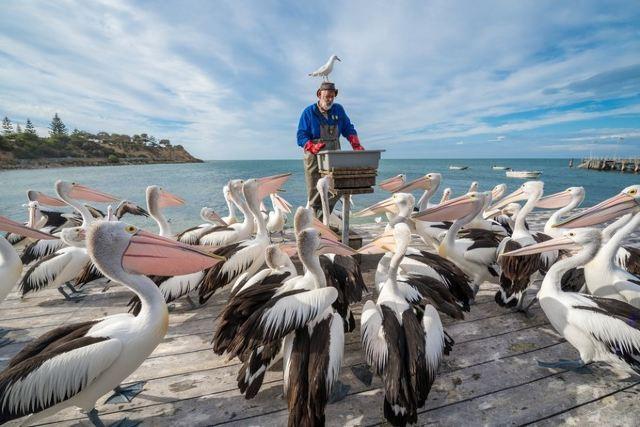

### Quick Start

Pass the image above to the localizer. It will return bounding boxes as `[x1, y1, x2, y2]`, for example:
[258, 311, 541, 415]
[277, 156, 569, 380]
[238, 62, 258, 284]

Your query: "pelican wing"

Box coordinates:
[228, 287, 338, 357]
[237, 340, 283, 399]
[20, 250, 74, 295]
[176, 224, 206, 244]
[421, 305, 445, 379]
[75, 260, 103, 288]
[198, 225, 239, 246]
[5, 232, 25, 246]
[20, 234, 65, 265]
[571, 295, 640, 371]
[361, 300, 387, 374]
[0, 336, 121, 423]
[308, 311, 344, 407]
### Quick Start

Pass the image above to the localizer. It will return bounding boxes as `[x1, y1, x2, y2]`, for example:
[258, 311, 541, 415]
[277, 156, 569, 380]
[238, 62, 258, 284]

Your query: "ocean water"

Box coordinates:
[0, 158, 635, 230]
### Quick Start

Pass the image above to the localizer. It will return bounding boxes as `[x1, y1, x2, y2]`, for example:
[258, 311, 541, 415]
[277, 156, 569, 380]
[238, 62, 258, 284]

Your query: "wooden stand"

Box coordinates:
[320, 167, 375, 247]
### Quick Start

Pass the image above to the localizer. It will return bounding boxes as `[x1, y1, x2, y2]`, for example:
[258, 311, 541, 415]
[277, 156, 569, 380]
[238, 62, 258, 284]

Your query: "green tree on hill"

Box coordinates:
[2, 117, 12, 135]
[25, 119, 37, 135]
[49, 113, 67, 137]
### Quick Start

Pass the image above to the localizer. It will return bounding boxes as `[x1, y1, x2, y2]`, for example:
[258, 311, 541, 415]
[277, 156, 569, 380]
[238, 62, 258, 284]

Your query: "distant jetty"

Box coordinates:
[578, 157, 640, 173]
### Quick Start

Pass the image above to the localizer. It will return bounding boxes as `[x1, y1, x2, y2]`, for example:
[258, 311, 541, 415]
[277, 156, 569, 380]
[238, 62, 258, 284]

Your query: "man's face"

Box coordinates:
[318, 90, 336, 110]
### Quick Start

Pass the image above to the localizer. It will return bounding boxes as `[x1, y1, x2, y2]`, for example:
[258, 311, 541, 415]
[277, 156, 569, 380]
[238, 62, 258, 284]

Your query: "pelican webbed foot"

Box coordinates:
[328, 380, 350, 403]
[351, 364, 373, 386]
[105, 381, 146, 404]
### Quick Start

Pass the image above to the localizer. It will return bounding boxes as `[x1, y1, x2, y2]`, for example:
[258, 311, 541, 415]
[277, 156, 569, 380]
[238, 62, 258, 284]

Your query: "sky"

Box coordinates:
[1, 0, 639, 160]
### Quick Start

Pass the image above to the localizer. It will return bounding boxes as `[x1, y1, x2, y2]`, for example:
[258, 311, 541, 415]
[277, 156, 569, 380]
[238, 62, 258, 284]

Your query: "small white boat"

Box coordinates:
[449, 165, 468, 170]
[506, 170, 542, 179]
[492, 165, 510, 170]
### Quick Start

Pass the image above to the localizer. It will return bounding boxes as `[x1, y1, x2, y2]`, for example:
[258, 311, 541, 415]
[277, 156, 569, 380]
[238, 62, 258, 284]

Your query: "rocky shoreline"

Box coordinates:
[0, 157, 203, 170]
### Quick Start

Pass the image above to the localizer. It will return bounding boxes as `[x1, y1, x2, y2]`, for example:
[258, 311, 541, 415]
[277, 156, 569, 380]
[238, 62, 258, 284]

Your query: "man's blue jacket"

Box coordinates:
[296, 103, 357, 147]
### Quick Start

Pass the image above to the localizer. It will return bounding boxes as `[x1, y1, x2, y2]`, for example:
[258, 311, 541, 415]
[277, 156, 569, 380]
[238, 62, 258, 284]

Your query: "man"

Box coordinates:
[296, 81, 364, 217]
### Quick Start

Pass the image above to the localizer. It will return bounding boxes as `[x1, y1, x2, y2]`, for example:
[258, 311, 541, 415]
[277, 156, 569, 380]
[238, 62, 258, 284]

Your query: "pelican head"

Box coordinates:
[146, 186, 185, 211]
[557, 185, 640, 228]
[116, 200, 150, 218]
[394, 173, 438, 193]
[489, 181, 544, 211]
[491, 184, 507, 202]
[297, 227, 355, 261]
[87, 221, 224, 283]
[502, 228, 601, 258]
[468, 181, 479, 193]
[537, 186, 585, 209]
[60, 226, 86, 247]
[294, 206, 314, 235]
[200, 207, 225, 225]
[331, 54, 341, 63]
[414, 191, 486, 223]
[55, 181, 119, 203]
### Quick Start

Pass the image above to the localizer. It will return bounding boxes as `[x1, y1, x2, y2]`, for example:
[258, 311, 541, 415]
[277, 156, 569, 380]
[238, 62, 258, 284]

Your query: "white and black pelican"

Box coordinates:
[225, 225, 354, 424]
[557, 187, 640, 305]
[145, 185, 186, 238]
[361, 222, 446, 426]
[198, 180, 256, 247]
[414, 192, 502, 294]
[491, 181, 555, 312]
[19, 181, 119, 300]
[176, 207, 227, 244]
[266, 193, 293, 237]
[537, 186, 585, 238]
[198, 174, 291, 303]
[0, 220, 223, 426]
[503, 228, 640, 374]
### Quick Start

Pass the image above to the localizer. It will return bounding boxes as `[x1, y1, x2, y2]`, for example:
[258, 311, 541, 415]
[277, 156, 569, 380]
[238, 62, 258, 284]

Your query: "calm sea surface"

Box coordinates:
[0, 159, 636, 230]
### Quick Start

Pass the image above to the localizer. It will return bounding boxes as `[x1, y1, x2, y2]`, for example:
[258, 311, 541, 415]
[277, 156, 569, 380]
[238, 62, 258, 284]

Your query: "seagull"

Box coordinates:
[308, 54, 341, 80]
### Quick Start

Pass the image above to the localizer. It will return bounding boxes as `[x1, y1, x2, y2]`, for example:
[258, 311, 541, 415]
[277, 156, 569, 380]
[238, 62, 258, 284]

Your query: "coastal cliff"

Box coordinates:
[0, 114, 202, 170]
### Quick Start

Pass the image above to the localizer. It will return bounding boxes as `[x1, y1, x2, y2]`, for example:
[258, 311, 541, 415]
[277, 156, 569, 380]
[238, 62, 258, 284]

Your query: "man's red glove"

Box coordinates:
[304, 140, 326, 155]
[348, 134, 364, 151]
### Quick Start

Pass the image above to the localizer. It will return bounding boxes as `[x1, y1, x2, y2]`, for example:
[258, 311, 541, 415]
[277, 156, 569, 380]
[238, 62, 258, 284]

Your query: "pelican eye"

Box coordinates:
[125, 225, 137, 234]
[569, 232, 575, 237]
[629, 189, 637, 195]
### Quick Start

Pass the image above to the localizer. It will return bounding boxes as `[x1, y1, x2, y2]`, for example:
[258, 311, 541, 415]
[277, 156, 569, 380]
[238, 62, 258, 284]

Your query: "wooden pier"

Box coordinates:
[2, 223, 640, 425]
[578, 157, 640, 172]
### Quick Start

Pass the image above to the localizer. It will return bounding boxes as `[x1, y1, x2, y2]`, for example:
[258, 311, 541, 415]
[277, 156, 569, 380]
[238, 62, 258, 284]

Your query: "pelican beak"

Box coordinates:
[0, 215, 59, 240]
[158, 189, 186, 208]
[488, 188, 526, 211]
[312, 217, 340, 242]
[257, 173, 292, 200]
[354, 197, 398, 217]
[413, 194, 478, 222]
[379, 174, 405, 192]
[27, 190, 67, 207]
[205, 209, 226, 225]
[317, 236, 356, 256]
[491, 184, 507, 202]
[357, 230, 396, 254]
[278, 242, 299, 257]
[483, 208, 502, 220]
[336, 56, 341, 62]
[123, 229, 225, 276]
[393, 175, 432, 193]
[69, 184, 120, 203]
[556, 192, 639, 228]
[501, 236, 576, 257]
[273, 194, 293, 214]
[536, 190, 573, 209]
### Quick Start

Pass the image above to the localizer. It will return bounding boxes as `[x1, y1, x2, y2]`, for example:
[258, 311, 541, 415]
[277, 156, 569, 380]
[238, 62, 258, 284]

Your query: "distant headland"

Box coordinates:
[0, 113, 202, 170]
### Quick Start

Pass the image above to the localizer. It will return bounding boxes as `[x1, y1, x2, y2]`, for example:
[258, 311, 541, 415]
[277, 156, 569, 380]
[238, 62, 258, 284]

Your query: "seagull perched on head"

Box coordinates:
[308, 54, 341, 80]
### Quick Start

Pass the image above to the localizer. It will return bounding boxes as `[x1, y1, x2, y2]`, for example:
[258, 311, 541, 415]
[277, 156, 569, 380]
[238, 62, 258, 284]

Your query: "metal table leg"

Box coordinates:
[342, 194, 350, 244]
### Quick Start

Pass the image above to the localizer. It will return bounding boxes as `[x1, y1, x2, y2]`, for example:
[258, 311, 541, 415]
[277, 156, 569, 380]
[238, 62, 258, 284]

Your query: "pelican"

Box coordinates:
[439, 187, 452, 204]
[465, 185, 509, 233]
[536, 186, 585, 238]
[225, 225, 354, 424]
[176, 207, 226, 244]
[266, 193, 293, 237]
[491, 181, 555, 312]
[198, 174, 291, 303]
[145, 185, 185, 238]
[19, 181, 119, 300]
[557, 186, 640, 305]
[222, 184, 240, 225]
[308, 54, 341, 80]
[198, 180, 256, 247]
[503, 228, 640, 374]
[0, 220, 223, 426]
[361, 222, 446, 426]
[3, 201, 48, 250]
[358, 192, 474, 312]
[414, 192, 501, 294]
